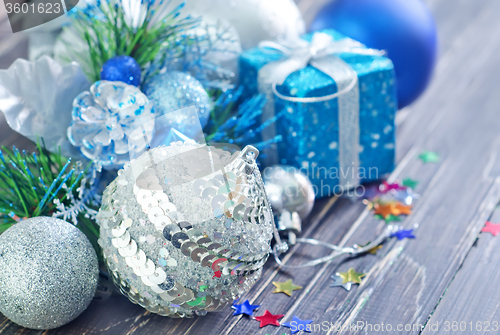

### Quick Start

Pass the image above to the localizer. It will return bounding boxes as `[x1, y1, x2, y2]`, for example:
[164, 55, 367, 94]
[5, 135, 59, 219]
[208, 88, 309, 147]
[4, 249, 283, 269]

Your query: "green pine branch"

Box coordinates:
[65, 1, 198, 82]
[0, 142, 101, 260]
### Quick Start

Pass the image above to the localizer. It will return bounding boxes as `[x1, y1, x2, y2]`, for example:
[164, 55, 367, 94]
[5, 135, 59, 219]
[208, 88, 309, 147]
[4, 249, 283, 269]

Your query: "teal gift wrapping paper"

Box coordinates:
[239, 29, 398, 197]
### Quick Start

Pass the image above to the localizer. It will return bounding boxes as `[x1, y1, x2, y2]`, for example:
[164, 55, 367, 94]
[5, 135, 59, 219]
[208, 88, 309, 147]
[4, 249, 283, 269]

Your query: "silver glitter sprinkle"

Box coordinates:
[0, 217, 99, 329]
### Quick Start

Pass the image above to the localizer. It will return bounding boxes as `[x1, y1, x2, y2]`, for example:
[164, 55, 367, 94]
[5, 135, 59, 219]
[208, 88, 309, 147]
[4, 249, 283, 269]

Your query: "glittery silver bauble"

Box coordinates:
[97, 143, 273, 317]
[0, 217, 99, 329]
[263, 165, 315, 220]
[171, 0, 305, 49]
[142, 71, 212, 139]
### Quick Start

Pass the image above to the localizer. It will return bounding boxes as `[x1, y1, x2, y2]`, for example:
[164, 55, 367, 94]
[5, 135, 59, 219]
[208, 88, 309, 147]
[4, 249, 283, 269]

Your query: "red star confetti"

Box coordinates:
[481, 221, 500, 236]
[253, 310, 284, 327]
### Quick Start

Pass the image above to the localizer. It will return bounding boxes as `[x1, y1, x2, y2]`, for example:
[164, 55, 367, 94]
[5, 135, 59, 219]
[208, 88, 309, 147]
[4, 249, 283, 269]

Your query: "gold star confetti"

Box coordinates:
[359, 242, 383, 255]
[338, 268, 365, 284]
[272, 279, 302, 296]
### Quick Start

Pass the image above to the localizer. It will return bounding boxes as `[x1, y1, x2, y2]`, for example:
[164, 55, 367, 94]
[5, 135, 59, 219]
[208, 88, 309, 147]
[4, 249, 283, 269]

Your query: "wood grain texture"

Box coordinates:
[421, 202, 500, 334]
[1, 0, 500, 334]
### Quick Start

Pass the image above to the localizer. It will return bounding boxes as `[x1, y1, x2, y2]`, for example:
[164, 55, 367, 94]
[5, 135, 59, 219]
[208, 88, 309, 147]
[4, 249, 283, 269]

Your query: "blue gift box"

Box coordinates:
[239, 29, 398, 197]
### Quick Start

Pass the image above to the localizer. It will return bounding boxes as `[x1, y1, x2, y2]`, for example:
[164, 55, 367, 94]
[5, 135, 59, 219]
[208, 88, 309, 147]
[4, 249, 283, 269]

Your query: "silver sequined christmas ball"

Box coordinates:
[97, 143, 274, 317]
[142, 71, 212, 139]
[0, 217, 99, 329]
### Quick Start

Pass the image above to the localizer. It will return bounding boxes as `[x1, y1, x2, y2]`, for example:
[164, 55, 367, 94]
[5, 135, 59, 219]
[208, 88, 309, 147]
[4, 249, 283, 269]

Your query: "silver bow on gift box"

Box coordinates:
[257, 32, 385, 191]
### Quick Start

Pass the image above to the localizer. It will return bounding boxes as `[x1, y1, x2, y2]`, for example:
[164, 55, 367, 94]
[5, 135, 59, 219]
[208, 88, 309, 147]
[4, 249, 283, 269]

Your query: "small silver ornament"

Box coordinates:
[0, 217, 99, 330]
[142, 71, 212, 139]
[263, 165, 315, 220]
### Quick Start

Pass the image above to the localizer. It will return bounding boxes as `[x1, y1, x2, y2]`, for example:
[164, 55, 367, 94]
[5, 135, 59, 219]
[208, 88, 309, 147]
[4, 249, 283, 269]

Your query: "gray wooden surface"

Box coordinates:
[1, 0, 500, 334]
[421, 206, 500, 335]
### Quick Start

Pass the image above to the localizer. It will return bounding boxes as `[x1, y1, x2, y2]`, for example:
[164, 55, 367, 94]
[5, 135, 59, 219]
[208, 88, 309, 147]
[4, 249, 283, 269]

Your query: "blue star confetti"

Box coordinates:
[282, 315, 314, 334]
[391, 228, 416, 240]
[231, 299, 260, 316]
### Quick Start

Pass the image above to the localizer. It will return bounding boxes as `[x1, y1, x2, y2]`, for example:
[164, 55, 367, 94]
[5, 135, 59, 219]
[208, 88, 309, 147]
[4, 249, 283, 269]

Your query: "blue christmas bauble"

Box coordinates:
[100, 55, 141, 86]
[310, 0, 438, 109]
[142, 71, 212, 140]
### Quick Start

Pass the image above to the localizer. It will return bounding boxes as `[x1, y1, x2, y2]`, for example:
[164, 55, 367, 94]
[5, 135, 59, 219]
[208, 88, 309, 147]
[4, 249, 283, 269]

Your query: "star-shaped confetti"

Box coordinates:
[373, 202, 412, 219]
[338, 268, 365, 284]
[394, 202, 412, 215]
[231, 300, 260, 316]
[253, 310, 284, 327]
[330, 274, 353, 291]
[391, 228, 416, 240]
[418, 151, 439, 163]
[282, 316, 314, 334]
[373, 202, 394, 218]
[402, 178, 419, 189]
[375, 214, 402, 223]
[272, 279, 302, 297]
[379, 181, 405, 193]
[481, 221, 500, 236]
[359, 242, 383, 255]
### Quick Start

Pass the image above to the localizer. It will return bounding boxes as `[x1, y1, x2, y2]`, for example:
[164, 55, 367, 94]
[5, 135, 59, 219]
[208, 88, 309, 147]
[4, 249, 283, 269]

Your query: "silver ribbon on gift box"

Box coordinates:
[257, 32, 384, 190]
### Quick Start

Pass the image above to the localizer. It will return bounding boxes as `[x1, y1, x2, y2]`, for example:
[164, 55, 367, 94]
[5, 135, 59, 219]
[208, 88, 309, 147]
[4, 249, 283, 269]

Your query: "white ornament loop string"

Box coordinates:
[271, 224, 402, 269]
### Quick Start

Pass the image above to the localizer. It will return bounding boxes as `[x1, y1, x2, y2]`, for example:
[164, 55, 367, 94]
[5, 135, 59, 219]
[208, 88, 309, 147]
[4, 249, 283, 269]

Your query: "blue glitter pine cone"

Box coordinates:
[67, 80, 157, 169]
[100, 56, 141, 86]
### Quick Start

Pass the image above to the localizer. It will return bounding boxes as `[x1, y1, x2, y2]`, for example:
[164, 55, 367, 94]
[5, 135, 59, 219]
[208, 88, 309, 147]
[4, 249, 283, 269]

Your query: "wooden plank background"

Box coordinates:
[2, 0, 500, 334]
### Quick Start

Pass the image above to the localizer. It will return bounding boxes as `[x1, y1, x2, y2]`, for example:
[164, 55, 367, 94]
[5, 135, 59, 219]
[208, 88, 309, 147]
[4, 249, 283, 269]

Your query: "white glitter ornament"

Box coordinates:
[173, 0, 305, 49]
[142, 71, 212, 139]
[180, 17, 242, 85]
[97, 143, 274, 317]
[0, 217, 99, 329]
